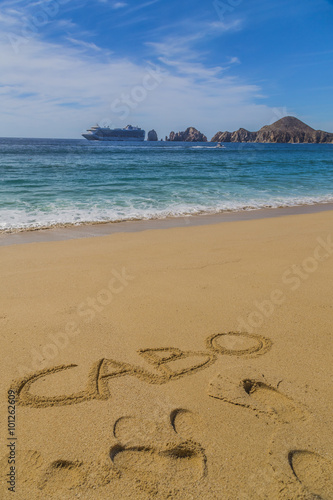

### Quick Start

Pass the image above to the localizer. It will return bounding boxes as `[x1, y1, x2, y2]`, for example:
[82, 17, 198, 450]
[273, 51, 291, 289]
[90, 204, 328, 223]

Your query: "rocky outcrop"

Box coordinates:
[211, 129, 256, 142]
[211, 117, 333, 144]
[213, 131, 232, 142]
[147, 129, 158, 141]
[167, 127, 207, 142]
[232, 128, 257, 142]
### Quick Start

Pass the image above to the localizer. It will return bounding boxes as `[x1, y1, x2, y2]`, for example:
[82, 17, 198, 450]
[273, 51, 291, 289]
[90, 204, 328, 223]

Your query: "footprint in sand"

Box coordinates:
[290, 451, 333, 499]
[270, 421, 333, 499]
[38, 452, 119, 493]
[110, 409, 207, 495]
[208, 368, 307, 423]
[37, 459, 87, 492]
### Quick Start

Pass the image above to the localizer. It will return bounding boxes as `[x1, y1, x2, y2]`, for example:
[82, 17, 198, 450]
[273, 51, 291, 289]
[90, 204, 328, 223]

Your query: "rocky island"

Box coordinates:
[211, 116, 333, 144]
[166, 127, 207, 142]
[147, 129, 158, 141]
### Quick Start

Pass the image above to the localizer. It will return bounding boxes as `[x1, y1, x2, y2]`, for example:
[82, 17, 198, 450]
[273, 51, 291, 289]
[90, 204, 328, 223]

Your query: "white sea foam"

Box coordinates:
[1, 195, 333, 232]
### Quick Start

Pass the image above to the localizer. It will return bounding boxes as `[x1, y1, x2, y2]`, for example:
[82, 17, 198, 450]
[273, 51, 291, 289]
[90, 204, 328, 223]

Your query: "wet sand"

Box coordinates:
[1, 202, 333, 247]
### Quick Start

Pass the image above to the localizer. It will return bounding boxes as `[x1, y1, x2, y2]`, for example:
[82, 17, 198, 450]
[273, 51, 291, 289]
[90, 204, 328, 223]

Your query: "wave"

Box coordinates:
[190, 145, 226, 149]
[1, 195, 333, 233]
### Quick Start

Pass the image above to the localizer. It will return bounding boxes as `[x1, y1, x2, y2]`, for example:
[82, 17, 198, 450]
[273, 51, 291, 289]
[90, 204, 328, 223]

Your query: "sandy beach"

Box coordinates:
[1, 210, 332, 499]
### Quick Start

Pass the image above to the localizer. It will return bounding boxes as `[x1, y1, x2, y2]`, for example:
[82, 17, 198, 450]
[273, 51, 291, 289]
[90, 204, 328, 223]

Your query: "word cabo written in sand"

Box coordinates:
[11, 332, 272, 409]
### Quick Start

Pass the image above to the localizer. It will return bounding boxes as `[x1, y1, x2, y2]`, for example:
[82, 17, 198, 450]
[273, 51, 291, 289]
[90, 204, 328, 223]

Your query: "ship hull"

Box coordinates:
[82, 134, 145, 141]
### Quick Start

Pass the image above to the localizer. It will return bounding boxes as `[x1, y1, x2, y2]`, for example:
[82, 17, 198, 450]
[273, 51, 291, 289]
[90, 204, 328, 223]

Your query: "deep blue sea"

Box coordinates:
[0, 138, 332, 232]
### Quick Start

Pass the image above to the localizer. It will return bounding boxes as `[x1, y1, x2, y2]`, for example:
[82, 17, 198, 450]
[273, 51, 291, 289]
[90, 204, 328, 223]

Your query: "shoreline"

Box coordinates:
[1, 201, 333, 247]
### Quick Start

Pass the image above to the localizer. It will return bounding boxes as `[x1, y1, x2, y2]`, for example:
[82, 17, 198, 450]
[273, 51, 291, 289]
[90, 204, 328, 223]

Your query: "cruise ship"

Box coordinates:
[82, 124, 145, 141]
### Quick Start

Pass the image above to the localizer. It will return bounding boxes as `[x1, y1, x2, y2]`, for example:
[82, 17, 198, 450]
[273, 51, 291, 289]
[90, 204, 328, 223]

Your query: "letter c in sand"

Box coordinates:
[11, 360, 109, 408]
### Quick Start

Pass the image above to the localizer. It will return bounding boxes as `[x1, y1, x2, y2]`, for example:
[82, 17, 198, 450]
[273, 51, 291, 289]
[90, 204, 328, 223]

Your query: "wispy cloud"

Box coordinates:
[145, 16, 243, 61]
[96, 0, 128, 5]
[0, 31, 276, 138]
[115, 15, 150, 28]
[0, 0, 280, 138]
[112, 2, 128, 8]
[0, 10, 22, 28]
[158, 57, 225, 79]
[126, 0, 160, 13]
[209, 19, 243, 32]
[229, 56, 240, 64]
[66, 37, 103, 52]
[97, 0, 155, 10]
[145, 32, 206, 60]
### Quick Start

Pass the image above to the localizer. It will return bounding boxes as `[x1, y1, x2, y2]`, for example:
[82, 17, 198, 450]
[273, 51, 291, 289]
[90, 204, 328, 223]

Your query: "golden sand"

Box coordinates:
[0, 211, 332, 499]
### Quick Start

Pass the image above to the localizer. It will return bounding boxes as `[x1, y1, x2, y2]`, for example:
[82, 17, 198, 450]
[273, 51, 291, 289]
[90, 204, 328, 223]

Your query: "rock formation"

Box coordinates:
[211, 117, 333, 144]
[167, 127, 207, 142]
[147, 129, 158, 141]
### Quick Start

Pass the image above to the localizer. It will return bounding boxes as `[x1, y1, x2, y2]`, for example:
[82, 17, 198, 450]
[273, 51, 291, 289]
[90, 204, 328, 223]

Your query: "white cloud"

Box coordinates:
[0, 10, 21, 28]
[112, 2, 128, 8]
[158, 57, 225, 79]
[66, 37, 103, 52]
[0, 6, 284, 139]
[99, 0, 158, 10]
[126, 0, 160, 13]
[146, 34, 203, 59]
[96, 0, 127, 5]
[145, 17, 243, 62]
[209, 19, 243, 32]
[229, 56, 240, 65]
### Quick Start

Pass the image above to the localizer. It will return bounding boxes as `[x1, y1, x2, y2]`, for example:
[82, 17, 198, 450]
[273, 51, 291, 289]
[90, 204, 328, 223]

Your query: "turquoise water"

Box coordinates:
[0, 138, 332, 231]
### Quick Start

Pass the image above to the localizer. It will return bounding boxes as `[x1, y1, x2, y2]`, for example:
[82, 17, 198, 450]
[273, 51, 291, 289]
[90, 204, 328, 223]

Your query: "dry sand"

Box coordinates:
[0, 210, 332, 499]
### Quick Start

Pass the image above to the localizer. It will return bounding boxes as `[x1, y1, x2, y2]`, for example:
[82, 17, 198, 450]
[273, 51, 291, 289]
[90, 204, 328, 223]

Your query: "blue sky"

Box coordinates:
[0, 0, 332, 138]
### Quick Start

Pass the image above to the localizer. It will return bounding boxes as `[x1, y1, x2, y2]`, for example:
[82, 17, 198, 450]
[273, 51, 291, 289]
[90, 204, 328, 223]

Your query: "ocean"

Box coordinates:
[0, 138, 333, 232]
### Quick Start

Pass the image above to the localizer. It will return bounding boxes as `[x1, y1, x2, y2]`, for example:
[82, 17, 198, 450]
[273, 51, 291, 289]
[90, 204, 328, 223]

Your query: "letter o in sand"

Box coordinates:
[206, 332, 272, 357]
